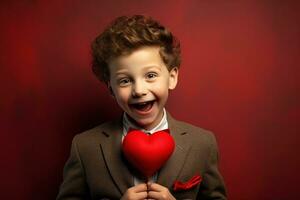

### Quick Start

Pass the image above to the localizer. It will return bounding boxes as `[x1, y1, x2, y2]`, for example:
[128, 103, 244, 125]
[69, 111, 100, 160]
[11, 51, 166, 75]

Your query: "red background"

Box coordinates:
[1, 0, 299, 199]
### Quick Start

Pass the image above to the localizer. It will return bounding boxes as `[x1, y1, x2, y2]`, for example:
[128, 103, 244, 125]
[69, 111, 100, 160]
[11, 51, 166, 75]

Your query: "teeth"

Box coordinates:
[138, 102, 147, 105]
[134, 101, 152, 105]
[130, 100, 154, 111]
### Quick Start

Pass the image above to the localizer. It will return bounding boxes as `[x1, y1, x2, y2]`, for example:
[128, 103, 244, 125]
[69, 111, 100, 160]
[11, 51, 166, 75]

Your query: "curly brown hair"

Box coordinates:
[91, 15, 181, 84]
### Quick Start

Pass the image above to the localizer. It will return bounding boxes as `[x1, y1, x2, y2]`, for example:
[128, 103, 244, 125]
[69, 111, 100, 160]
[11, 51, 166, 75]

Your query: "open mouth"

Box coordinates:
[130, 100, 155, 112]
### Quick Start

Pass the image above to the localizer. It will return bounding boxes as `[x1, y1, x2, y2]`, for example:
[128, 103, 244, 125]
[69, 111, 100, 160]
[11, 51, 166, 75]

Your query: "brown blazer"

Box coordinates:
[57, 113, 227, 200]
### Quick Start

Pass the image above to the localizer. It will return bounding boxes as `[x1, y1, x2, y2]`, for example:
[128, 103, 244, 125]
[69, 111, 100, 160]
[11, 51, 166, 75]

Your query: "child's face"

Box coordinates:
[108, 46, 178, 130]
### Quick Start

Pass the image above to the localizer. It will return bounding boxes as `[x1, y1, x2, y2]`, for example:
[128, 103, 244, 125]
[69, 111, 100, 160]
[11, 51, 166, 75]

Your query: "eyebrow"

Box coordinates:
[141, 65, 162, 72]
[115, 69, 129, 75]
[144, 65, 161, 69]
[114, 65, 162, 75]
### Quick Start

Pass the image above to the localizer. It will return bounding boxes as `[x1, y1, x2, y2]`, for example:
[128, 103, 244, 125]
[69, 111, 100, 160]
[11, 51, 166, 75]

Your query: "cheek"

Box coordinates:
[154, 79, 170, 92]
[115, 88, 130, 103]
[152, 83, 169, 98]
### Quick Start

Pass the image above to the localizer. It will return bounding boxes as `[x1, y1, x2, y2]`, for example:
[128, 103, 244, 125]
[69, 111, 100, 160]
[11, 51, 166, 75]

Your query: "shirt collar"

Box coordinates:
[123, 108, 168, 135]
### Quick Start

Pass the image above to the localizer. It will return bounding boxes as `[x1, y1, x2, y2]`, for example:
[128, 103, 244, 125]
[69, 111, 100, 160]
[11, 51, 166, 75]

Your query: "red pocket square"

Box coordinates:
[173, 174, 202, 192]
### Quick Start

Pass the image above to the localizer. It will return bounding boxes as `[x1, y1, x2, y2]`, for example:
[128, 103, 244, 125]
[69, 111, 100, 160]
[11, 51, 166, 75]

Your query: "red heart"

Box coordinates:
[122, 129, 175, 178]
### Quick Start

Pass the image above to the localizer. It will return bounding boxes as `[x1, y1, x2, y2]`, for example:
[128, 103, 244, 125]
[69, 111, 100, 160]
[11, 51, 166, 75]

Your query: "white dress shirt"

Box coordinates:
[122, 108, 168, 185]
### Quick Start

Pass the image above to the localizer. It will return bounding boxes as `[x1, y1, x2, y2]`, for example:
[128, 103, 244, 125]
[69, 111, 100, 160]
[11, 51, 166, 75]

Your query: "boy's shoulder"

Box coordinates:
[72, 118, 122, 144]
[174, 118, 212, 135]
[170, 117, 217, 146]
[167, 111, 214, 135]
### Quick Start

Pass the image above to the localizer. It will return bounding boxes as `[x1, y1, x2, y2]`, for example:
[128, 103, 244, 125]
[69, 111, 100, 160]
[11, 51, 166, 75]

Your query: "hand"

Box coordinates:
[121, 183, 148, 200]
[147, 182, 176, 200]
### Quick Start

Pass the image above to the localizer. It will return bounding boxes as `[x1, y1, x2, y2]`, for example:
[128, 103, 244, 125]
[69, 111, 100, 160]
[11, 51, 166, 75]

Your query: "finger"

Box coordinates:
[147, 182, 166, 192]
[147, 191, 162, 199]
[134, 191, 148, 200]
[132, 183, 148, 193]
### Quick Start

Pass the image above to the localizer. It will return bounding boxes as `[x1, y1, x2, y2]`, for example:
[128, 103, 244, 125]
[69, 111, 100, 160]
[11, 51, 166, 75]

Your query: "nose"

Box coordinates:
[132, 80, 147, 97]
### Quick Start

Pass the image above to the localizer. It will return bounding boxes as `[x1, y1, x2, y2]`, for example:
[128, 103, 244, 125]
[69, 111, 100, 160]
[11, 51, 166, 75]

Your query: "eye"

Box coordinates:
[146, 72, 158, 80]
[119, 78, 131, 86]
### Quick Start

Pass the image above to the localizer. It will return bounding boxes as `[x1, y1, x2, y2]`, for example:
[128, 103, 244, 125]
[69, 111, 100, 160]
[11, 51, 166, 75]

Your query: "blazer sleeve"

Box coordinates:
[56, 135, 91, 200]
[197, 132, 227, 200]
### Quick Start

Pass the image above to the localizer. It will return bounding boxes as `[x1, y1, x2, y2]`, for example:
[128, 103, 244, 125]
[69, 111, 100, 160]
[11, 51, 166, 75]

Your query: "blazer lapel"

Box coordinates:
[157, 112, 191, 190]
[100, 118, 133, 195]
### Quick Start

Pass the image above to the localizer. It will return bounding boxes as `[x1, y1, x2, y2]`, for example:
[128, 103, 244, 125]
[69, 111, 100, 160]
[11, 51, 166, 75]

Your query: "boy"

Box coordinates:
[57, 15, 227, 200]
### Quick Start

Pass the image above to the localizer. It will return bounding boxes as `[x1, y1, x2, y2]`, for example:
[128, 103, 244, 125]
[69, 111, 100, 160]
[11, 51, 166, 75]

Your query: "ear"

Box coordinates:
[107, 81, 115, 97]
[168, 67, 179, 90]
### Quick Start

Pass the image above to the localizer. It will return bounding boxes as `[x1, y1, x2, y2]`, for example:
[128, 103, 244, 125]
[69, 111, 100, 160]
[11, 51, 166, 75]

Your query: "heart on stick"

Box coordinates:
[122, 129, 175, 178]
